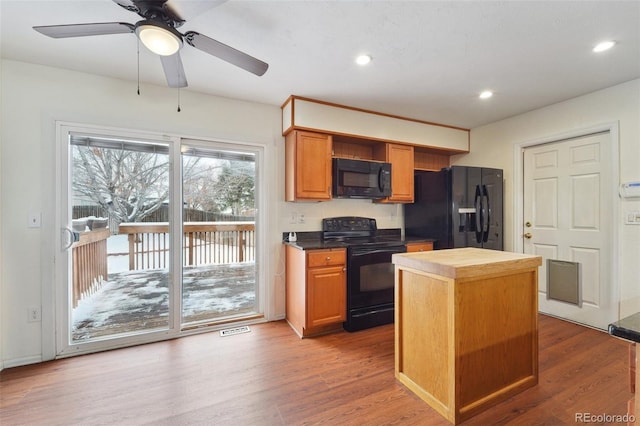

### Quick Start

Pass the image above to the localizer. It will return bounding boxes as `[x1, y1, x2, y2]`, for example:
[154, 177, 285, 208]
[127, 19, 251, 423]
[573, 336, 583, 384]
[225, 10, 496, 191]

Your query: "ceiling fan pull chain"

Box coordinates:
[177, 88, 181, 112]
[136, 38, 141, 95]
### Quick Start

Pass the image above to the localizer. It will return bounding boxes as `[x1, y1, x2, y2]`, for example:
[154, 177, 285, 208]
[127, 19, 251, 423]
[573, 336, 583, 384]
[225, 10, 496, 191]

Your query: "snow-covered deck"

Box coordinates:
[72, 262, 256, 341]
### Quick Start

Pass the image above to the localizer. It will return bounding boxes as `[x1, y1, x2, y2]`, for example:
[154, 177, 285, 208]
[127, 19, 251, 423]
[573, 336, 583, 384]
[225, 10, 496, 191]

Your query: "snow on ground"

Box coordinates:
[72, 262, 256, 341]
[72, 233, 256, 341]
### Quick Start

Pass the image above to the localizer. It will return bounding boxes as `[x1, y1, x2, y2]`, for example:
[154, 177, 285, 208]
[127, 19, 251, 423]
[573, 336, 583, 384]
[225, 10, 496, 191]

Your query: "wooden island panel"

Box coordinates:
[393, 248, 542, 424]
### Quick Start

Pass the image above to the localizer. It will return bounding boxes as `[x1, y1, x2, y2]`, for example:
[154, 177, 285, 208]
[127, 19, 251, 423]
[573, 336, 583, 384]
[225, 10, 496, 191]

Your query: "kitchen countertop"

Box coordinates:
[282, 230, 435, 250]
[608, 312, 640, 343]
[392, 247, 542, 279]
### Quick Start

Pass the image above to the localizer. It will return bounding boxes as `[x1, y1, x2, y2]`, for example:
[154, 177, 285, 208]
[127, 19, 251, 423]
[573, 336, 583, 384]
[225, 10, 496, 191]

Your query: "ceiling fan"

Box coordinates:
[33, 0, 269, 88]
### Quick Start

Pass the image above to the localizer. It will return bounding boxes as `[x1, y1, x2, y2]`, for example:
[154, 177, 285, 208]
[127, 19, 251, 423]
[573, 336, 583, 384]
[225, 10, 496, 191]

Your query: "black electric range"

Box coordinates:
[322, 217, 405, 331]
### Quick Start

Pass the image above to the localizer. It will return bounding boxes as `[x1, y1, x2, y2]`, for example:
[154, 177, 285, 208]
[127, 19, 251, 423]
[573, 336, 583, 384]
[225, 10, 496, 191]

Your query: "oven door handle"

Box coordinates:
[351, 248, 405, 257]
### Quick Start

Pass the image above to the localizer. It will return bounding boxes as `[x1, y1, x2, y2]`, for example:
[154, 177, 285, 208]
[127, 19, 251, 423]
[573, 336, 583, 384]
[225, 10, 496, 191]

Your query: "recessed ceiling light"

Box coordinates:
[593, 40, 616, 53]
[479, 90, 493, 99]
[355, 54, 372, 66]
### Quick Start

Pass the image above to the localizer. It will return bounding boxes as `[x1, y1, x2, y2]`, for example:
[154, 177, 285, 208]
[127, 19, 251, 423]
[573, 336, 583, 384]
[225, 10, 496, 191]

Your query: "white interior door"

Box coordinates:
[523, 131, 616, 330]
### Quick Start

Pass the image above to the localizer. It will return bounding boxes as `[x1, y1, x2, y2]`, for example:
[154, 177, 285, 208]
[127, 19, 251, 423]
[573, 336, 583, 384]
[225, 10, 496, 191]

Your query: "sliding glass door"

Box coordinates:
[66, 133, 173, 345]
[181, 143, 259, 327]
[57, 125, 262, 356]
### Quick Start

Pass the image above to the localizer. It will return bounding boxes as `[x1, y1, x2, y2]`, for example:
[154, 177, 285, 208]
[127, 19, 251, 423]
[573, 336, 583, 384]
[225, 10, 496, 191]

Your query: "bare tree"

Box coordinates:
[212, 161, 255, 216]
[182, 158, 222, 213]
[72, 146, 171, 225]
[73, 144, 253, 227]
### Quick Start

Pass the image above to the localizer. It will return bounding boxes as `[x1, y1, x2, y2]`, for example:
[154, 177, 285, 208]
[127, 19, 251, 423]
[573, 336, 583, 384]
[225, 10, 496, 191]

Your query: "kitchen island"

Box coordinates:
[608, 312, 640, 423]
[392, 247, 542, 424]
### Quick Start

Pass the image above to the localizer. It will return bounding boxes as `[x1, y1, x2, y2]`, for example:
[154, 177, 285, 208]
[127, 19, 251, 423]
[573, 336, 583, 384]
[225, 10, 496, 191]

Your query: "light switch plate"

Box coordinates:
[625, 211, 640, 225]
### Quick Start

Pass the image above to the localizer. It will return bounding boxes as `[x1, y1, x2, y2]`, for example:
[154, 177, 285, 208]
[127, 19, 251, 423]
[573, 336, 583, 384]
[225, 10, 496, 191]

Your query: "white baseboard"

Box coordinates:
[2, 355, 43, 369]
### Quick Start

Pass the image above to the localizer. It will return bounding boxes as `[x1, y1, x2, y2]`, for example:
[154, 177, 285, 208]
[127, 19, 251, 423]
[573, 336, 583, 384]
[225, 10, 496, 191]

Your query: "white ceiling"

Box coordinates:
[1, 0, 639, 129]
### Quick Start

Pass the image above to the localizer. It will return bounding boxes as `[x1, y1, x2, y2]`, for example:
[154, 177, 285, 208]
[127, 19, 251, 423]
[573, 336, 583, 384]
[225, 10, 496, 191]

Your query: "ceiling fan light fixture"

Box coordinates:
[593, 40, 616, 53]
[136, 21, 183, 56]
[355, 54, 372, 66]
[479, 90, 493, 99]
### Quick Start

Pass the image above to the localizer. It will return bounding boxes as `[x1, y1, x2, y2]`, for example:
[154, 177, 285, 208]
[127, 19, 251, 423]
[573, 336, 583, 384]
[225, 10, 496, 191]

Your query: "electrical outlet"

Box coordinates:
[28, 306, 41, 322]
[298, 213, 305, 224]
[28, 212, 41, 228]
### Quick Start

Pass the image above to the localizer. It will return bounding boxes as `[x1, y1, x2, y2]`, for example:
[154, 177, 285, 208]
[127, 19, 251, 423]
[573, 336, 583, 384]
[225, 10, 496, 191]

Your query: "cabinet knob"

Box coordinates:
[325, 256, 331, 261]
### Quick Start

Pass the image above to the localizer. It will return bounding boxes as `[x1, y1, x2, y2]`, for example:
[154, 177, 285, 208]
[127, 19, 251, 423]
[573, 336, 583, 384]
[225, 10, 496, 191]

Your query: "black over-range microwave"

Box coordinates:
[332, 158, 392, 199]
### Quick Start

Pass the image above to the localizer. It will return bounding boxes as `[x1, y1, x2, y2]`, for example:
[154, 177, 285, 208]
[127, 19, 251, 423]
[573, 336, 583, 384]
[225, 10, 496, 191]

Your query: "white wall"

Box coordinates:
[0, 60, 403, 368]
[455, 79, 640, 318]
[0, 59, 286, 367]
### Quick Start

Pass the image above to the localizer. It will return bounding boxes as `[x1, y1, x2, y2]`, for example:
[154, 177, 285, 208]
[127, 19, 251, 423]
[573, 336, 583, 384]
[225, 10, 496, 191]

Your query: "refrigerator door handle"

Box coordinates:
[482, 185, 490, 242]
[474, 185, 483, 243]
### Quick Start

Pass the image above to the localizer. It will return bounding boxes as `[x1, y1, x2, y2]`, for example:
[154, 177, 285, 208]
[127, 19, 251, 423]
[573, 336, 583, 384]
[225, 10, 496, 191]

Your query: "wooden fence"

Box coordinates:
[73, 205, 253, 224]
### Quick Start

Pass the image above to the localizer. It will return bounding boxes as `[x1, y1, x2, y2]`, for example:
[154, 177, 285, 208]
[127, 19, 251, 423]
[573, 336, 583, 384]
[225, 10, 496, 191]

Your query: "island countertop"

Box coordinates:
[392, 247, 542, 279]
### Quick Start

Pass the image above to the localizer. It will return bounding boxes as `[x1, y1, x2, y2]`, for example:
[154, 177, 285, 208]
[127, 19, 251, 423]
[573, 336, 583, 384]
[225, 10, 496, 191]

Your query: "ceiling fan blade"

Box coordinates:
[184, 31, 268, 76]
[33, 22, 135, 38]
[160, 53, 188, 88]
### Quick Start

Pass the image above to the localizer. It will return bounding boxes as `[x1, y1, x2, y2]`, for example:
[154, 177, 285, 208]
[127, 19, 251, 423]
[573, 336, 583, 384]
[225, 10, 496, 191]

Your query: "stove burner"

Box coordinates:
[322, 216, 401, 244]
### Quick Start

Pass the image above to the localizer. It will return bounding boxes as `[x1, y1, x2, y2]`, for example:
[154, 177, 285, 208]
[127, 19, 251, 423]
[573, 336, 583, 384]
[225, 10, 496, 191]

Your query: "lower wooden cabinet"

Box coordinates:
[405, 241, 434, 252]
[285, 246, 346, 337]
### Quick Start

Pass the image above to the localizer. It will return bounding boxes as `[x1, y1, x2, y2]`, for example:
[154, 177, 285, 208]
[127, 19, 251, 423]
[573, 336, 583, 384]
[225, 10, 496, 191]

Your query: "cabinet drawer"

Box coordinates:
[406, 242, 434, 252]
[307, 249, 346, 267]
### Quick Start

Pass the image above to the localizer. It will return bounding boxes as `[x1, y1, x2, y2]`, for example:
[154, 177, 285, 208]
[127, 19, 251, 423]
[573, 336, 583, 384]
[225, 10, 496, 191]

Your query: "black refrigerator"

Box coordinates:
[404, 166, 503, 250]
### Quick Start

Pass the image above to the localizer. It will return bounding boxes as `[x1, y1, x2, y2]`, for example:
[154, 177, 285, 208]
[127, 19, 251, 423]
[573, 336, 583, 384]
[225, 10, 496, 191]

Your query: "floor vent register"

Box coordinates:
[219, 325, 251, 337]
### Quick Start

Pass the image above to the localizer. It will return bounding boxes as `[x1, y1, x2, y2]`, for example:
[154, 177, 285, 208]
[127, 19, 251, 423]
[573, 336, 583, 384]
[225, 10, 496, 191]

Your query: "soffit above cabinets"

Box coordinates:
[282, 96, 469, 154]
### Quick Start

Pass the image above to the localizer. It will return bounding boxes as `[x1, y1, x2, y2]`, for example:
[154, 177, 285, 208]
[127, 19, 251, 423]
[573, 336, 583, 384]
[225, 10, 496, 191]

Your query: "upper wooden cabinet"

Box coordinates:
[374, 143, 414, 203]
[285, 130, 332, 201]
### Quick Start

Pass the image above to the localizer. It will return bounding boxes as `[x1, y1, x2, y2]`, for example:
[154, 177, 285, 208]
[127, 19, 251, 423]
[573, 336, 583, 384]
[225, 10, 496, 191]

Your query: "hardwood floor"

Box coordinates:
[0, 314, 631, 425]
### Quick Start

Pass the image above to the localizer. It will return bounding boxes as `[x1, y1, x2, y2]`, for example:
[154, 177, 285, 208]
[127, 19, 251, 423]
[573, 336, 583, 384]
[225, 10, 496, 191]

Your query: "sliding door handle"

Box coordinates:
[61, 227, 79, 250]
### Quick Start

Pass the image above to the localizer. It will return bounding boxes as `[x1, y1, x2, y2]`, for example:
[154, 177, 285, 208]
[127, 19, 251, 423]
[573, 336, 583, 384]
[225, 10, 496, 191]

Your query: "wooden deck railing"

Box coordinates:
[71, 222, 254, 307]
[71, 228, 109, 308]
[118, 222, 255, 271]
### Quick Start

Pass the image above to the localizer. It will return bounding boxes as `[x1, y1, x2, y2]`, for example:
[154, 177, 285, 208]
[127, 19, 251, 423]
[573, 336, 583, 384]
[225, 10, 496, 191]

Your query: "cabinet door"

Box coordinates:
[307, 265, 346, 328]
[406, 242, 434, 252]
[388, 144, 414, 202]
[375, 143, 414, 203]
[286, 131, 332, 201]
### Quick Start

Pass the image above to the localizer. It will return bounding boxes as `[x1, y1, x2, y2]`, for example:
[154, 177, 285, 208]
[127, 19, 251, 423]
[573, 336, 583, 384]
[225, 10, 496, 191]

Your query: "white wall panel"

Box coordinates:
[571, 247, 600, 306]
[571, 174, 599, 230]
[534, 178, 558, 229]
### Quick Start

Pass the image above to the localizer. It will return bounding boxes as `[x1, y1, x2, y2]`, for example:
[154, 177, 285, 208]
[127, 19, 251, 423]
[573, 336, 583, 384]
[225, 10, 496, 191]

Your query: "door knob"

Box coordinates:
[524, 233, 532, 239]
